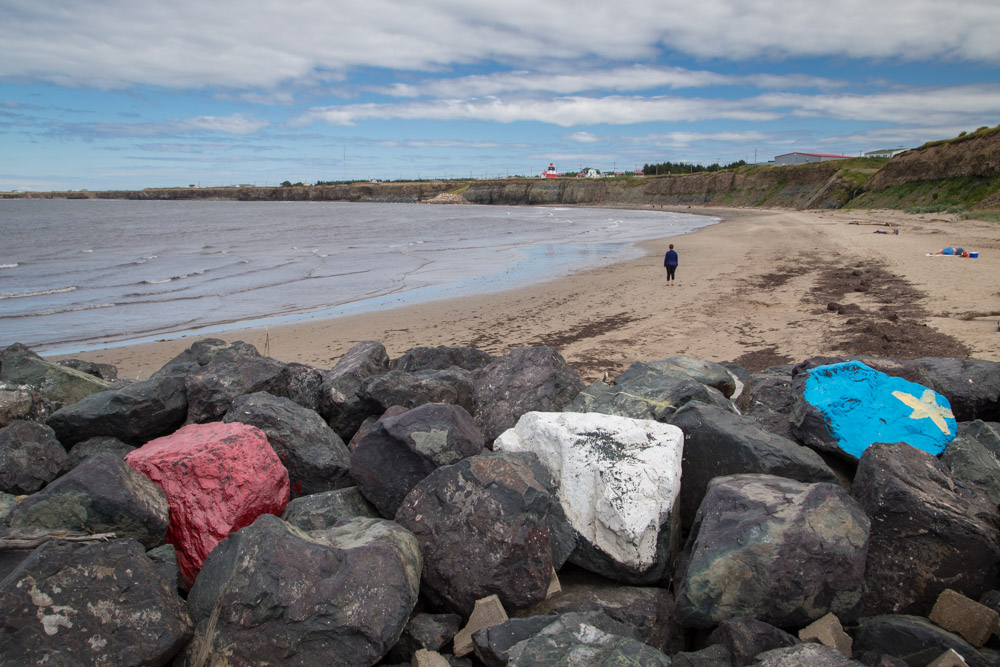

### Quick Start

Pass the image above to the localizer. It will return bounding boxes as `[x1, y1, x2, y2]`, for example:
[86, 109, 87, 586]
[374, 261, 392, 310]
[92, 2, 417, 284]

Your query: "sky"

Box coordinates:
[2, 0, 999, 191]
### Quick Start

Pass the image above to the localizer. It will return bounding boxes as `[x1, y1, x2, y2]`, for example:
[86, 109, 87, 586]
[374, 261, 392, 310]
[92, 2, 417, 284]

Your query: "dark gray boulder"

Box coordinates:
[45, 374, 188, 447]
[281, 486, 380, 531]
[351, 402, 485, 518]
[395, 451, 576, 616]
[0, 343, 111, 408]
[474, 611, 638, 667]
[514, 568, 684, 655]
[319, 340, 390, 441]
[720, 361, 753, 412]
[0, 383, 53, 427]
[668, 402, 838, 530]
[385, 612, 462, 664]
[644, 356, 738, 397]
[0, 538, 192, 665]
[269, 361, 325, 413]
[671, 644, 734, 667]
[905, 357, 1000, 422]
[348, 405, 410, 451]
[0, 490, 15, 520]
[0, 420, 67, 494]
[391, 345, 495, 373]
[147, 543, 181, 591]
[505, 613, 672, 666]
[749, 643, 861, 666]
[223, 391, 352, 497]
[63, 436, 135, 472]
[472, 346, 585, 444]
[150, 337, 258, 378]
[6, 452, 169, 549]
[942, 420, 1000, 505]
[566, 362, 734, 422]
[183, 348, 286, 424]
[853, 441, 1000, 616]
[852, 614, 995, 667]
[183, 513, 421, 667]
[56, 358, 118, 381]
[706, 616, 798, 667]
[674, 474, 870, 629]
[360, 368, 476, 413]
[746, 373, 796, 441]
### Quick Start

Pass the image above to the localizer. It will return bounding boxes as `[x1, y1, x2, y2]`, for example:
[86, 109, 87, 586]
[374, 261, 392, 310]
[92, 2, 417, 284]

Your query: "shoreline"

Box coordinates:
[50, 206, 1000, 382]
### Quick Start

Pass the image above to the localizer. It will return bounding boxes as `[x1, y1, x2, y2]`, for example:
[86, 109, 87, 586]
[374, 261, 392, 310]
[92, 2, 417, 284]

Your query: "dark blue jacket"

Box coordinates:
[664, 249, 678, 267]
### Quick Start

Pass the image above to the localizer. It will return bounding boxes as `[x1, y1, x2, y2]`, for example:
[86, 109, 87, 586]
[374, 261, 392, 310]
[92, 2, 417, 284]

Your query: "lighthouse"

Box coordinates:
[543, 162, 558, 178]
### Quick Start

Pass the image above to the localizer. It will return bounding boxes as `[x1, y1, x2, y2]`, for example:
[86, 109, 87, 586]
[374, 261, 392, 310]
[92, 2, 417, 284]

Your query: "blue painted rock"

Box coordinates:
[790, 360, 956, 461]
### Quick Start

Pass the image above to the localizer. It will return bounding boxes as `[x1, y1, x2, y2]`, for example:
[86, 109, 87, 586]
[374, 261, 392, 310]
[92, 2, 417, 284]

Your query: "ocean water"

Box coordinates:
[0, 199, 715, 354]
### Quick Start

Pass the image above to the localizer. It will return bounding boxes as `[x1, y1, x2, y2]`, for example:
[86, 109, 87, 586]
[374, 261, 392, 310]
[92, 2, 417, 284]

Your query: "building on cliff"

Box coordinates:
[543, 162, 558, 178]
[774, 152, 852, 166]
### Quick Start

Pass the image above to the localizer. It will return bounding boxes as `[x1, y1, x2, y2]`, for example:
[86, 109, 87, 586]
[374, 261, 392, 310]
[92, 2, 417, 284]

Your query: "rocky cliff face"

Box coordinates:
[87, 182, 458, 203]
[864, 128, 1000, 190]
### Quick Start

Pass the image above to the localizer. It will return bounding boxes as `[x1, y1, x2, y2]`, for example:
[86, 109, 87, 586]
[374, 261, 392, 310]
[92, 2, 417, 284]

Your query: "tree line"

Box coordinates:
[642, 160, 747, 176]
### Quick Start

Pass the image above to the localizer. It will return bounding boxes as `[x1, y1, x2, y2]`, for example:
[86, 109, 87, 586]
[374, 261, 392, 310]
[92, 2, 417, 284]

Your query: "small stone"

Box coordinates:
[929, 588, 1000, 648]
[927, 648, 971, 667]
[546, 568, 561, 599]
[411, 649, 451, 667]
[453, 595, 509, 658]
[799, 612, 852, 657]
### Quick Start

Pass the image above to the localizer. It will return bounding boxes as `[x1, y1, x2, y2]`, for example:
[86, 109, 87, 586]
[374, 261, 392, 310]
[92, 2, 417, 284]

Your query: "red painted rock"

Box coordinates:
[125, 422, 289, 587]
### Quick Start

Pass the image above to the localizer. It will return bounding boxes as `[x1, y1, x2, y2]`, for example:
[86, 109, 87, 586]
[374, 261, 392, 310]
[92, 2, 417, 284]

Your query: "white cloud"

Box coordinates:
[567, 132, 600, 143]
[2, 0, 998, 90]
[51, 113, 270, 139]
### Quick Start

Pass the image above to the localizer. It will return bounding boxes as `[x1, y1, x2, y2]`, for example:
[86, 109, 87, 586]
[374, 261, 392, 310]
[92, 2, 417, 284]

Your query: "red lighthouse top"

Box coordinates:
[543, 162, 558, 178]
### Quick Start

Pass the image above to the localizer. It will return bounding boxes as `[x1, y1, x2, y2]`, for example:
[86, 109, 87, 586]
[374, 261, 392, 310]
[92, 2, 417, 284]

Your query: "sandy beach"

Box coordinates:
[53, 207, 1000, 383]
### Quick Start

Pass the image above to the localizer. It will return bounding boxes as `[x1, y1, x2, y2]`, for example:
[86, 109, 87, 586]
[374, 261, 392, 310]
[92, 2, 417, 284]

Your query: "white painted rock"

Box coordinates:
[494, 411, 683, 580]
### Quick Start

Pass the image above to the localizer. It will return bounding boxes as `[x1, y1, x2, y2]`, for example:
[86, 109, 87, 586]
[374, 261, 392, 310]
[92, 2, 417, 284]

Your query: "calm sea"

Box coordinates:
[0, 199, 715, 354]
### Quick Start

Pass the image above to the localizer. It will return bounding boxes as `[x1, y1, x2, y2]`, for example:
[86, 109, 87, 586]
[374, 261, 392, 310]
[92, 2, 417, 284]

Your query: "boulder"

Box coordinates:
[360, 368, 476, 413]
[7, 452, 169, 549]
[475, 611, 639, 667]
[942, 420, 1000, 505]
[706, 616, 798, 667]
[351, 402, 485, 518]
[269, 361, 325, 413]
[63, 436, 135, 472]
[791, 360, 957, 461]
[852, 615, 995, 667]
[905, 357, 1000, 422]
[472, 346, 585, 443]
[395, 451, 576, 615]
[852, 441, 1000, 616]
[0, 538, 192, 665]
[183, 514, 421, 667]
[150, 337, 258, 378]
[720, 361, 754, 413]
[0, 383, 52, 427]
[0, 490, 15, 521]
[514, 568, 684, 655]
[643, 356, 738, 397]
[0, 420, 67, 494]
[281, 486, 380, 531]
[668, 402, 837, 530]
[45, 374, 188, 447]
[391, 345, 496, 373]
[505, 615, 672, 666]
[749, 643, 861, 666]
[746, 373, 796, 441]
[385, 612, 463, 664]
[56, 358, 117, 381]
[671, 644, 735, 667]
[319, 340, 390, 441]
[494, 411, 684, 584]
[183, 348, 287, 424]
[0, 343, 111, 408]
[125, 421, 290, 587]
[674, 474, 870, 629]
[147, 543, 182, 591]
[223, 391, 351, 497]
[348, 404, 410, 451]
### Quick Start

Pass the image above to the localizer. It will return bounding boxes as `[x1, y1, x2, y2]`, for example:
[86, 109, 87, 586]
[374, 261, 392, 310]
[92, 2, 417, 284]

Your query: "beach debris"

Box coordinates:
[929, 589, 1000, 648]
[791, 359, 957, 460]
[350, 402, 484, 518]
[495, 411, 683, 584]
[669, 401, 836, 531]
[396, 450, 575, 616]
[471, 345, 585, 443]
[854, 441, 1000, 617]
[125, 421, 289, 587]
[0, 538, 193, 665]
[223, 391, 351, 498]
[6, 452, 168, 549]
[0, 420, 67, 494]
[674, 474, 870, 629]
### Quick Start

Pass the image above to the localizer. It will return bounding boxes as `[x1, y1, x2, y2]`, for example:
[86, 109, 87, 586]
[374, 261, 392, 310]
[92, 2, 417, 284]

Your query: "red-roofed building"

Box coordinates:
[542, 162, 558, 178]
[774, 152, 852, 166]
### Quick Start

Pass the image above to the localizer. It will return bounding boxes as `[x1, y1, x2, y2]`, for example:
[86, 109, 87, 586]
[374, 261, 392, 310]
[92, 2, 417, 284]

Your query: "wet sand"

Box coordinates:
[54, 207, 1000, 383]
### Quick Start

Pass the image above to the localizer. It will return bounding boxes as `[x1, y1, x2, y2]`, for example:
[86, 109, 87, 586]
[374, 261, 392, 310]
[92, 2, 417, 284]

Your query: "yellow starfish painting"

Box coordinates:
[891, 389, 955, 435]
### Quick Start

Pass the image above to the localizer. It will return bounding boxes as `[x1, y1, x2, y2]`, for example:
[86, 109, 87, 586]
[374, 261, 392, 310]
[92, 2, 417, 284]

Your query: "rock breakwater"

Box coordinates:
[2, 339, 1000, 665]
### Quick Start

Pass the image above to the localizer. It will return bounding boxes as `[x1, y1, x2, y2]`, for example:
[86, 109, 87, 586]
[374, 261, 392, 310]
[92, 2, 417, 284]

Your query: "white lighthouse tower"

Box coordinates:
[542, 162, 558, 178]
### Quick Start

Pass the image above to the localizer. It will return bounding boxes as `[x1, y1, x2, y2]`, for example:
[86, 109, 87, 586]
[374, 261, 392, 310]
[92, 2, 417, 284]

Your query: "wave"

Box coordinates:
[1, 302, 116, 318]
[0, 286, 77, 300]
[0, 263, 18, 269]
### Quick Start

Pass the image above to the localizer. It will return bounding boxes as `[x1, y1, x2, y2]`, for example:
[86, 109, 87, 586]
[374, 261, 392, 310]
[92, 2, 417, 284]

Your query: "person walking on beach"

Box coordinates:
[664, 244, 678, 286]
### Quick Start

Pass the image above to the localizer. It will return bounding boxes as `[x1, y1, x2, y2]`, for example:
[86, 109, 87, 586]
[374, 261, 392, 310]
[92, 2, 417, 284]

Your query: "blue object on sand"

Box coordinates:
[803, 361, 956, 459]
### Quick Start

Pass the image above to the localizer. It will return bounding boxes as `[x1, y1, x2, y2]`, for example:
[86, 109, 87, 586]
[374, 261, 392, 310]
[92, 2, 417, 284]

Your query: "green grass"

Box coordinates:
[960, 211, 1000, 223]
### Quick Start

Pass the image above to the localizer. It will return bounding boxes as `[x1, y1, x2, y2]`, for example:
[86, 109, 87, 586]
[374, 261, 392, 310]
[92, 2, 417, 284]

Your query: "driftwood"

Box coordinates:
[0, 528, 117, 550]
